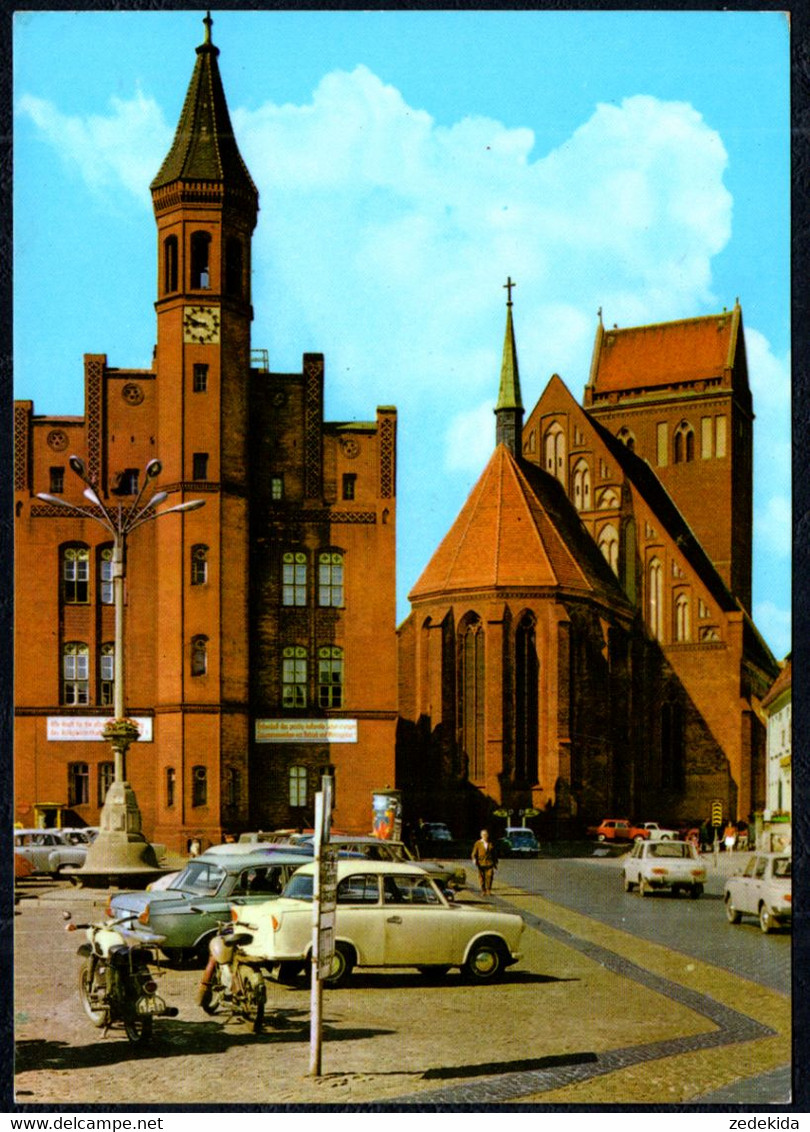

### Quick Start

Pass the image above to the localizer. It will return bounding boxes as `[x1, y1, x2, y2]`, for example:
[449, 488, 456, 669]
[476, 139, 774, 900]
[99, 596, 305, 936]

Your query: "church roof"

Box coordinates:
[590, 303, 744, 393]
[151, 14, 258, 204]
[761, 657, 792, 710]
[409, 444, 628, 606]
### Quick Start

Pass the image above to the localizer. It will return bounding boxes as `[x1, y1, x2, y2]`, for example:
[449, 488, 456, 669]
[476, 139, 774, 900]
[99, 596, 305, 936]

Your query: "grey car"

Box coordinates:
[107, 846, 313, 962]
[14, 829, 88, 875]
[294, 834, 468, 892]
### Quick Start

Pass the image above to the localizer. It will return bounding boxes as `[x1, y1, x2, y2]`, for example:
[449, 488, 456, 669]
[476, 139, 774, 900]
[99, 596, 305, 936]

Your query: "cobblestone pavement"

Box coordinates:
[13, 856, 792, 1108]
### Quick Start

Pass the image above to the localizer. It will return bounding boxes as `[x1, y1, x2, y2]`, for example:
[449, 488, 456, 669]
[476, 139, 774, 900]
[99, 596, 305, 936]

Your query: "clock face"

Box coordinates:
[183, 305, 221, 344]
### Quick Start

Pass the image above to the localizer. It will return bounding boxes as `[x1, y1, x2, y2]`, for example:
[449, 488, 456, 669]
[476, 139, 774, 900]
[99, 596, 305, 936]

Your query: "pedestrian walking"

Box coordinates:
[471, 829, 498, 896]
[723, 822, 737, 852]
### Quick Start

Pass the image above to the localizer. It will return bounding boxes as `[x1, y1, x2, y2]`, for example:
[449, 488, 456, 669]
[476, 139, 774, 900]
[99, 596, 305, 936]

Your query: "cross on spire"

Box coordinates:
[503, 276, 516, 306]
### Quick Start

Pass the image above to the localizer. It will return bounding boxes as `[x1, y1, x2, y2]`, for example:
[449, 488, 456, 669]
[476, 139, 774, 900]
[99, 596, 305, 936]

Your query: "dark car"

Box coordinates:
[107, 845, 313, 963]
[419, 822, 453, 843]
[498, 827, 541, 858]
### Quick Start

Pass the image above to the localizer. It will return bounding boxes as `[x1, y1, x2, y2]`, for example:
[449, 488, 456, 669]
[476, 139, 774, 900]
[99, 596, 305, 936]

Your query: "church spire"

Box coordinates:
[495, 276, 524, 453]
[151, 12, 258, 222]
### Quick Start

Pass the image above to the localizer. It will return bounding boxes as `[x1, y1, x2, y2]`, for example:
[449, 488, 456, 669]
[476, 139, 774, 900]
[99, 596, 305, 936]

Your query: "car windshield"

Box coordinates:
[650, 843, 693, 859]
[282, 873, 314, 901]
[509, 831, 536, 845]
[169, 860, 227, 895]
[773, 857, 791, 878]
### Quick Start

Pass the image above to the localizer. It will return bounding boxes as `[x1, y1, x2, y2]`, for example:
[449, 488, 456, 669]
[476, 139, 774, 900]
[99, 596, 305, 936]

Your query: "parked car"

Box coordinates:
[14, 829, 88, 875]
[636, 822, 679, 841]
[587, 819, 647, 843]
[419, 822, 453, 843]
[242, 859, 525, 985]
[724, 852, 792, 933]
[498, 828, 541, 858]
[107, 846, 314, 962]
[622, 839, 707, 897]
[291, 834, 467, 891]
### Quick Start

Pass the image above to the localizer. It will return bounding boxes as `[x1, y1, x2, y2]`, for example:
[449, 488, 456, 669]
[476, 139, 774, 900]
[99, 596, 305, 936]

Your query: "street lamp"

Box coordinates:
[37, 457, 204, 885]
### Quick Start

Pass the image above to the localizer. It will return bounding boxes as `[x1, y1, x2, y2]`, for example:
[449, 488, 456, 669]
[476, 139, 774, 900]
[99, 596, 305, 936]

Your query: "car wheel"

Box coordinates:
[690, 884, 703, 899]
[78, 959, 108, 1028]
[725, 895, 742, 924]
[597, 834, 606, 842]
[759, 904, 773, 934]
[639, 877, 650, 897]
[623, 875, 634, 892]
[463, 939, 506, 982]
[418, 965, 451, 981]
[324, 942, 355, 988]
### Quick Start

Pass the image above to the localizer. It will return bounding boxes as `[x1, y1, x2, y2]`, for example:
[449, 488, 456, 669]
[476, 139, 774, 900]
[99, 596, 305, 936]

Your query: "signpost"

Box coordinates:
[309, 774, 335, 1076]
[711, 799, 723, 867]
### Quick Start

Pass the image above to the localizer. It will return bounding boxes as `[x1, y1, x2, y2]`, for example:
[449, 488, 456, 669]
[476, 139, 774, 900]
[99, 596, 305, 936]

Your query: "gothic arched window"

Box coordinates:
[544, 423, 566, 483]
[673, 421, 695, 464]
[459, 615, 485, 780]
[674, 592, 691, 642]
[191, 635, 208, 677]
[598, 523, 619, 574]
[190, 231, 211, 289]
[617, 427, 636, 451]
[515, 614, 539, 784]
[163, 235, 178, 294]
[648, 558, 664, 641]
[63, 642, 90, 705]
[572, 459, 592, 511]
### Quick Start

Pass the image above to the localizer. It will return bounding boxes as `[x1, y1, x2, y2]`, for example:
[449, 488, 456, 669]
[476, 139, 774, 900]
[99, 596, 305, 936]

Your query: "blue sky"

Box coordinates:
[13, 9, 791, 658]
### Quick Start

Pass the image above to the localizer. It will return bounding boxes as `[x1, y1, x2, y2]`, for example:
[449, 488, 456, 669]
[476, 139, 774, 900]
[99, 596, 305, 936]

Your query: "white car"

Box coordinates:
[241, 859, 525, 985]
[13, 829, 88, 875]
[724, 852, 792, 933]
[622, 839, 706, 897]
[638, 822, 679, 841]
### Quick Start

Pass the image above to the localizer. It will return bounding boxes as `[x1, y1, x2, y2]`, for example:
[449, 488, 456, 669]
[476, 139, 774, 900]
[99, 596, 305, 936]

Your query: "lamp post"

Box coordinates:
[37, 457, 204, 885]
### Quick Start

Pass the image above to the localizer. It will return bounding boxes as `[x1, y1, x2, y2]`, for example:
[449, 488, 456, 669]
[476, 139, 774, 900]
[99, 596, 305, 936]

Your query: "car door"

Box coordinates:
[334, 873, 386, 965]
[381, 874, 456, 966]
[735, 855, 761, 914]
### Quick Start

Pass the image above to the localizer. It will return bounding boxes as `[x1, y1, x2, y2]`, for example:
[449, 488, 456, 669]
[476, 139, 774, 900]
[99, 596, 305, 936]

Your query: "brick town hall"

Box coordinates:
[14, 17, 779, 850]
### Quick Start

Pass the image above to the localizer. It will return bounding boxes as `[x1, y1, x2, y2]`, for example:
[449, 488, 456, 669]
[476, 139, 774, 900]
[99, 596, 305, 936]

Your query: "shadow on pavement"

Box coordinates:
[423, 1050, 599, 1080]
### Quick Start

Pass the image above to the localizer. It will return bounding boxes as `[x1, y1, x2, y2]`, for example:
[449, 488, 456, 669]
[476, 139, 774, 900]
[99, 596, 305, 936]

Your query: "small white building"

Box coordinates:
[761, 657, 791, 839]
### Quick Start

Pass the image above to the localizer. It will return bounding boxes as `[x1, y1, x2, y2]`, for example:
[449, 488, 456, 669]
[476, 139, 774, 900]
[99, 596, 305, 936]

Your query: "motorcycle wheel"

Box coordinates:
[198, 966, 226, 1015]
[78, 959, 108, 1028]
[123, 1014, 154, 1044]
[242, 967, 266, 1034]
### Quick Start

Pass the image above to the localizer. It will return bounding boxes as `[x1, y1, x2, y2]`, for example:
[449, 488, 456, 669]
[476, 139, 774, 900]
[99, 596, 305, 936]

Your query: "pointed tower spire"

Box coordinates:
[495, 276, 524, 453]
[151, 12, 258, 222]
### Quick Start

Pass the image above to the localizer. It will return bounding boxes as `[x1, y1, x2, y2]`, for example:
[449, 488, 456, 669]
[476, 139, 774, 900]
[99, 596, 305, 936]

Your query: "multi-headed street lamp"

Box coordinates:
[37, 457, 204, 884]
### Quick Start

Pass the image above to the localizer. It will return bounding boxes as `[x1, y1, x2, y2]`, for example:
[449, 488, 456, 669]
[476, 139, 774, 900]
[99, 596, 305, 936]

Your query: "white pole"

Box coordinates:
[309, 788, 324, 1076]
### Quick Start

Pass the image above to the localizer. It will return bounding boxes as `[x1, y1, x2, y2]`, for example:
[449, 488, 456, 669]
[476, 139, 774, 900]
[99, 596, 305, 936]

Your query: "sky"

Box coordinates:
[13, 8, 791, 659]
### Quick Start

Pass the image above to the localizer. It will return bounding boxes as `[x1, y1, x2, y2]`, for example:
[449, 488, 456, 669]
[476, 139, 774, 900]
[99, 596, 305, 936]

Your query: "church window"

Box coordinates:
[99, 546, 114, 604]
[617, 427, 635, 451]
[163, 235, 178, 293]
[63, 642, 90, 705]
[225, 237, 243, 298]
[673, 421, 695, 463]
[701, 417, 713, 459]
[648, 558, 664, 640]
[98, 761, 114, 806]
[283, 552, 307, 606]
[190, 231, 211, 289]
[526, 430, 536, 454]
[166, 767, 176, 808]
[674, 592, 691, 642]
[459, 616, 485, 781]
[192, 765, 208, 807]
[715, 415, 727, 458]
[515, 615, 539, 784]
[112, 469, 139, 495]
[598, 524, 619, 574]
[99, 642, 115, 705]
[63, 546, 90, 604]
[191, 635, 208, 676]
[271, 476, 284, 501]
[598, 487, 620, 509]
[572, 459, 591, 510]
[282, 646, 308, 708]
[193, 364, 208, 393]
[544, 423, 565, 483]
[656, 423, 668, 466]
[191, 545, 208, 586]
[50, 467, 64, 493]
[289, 765, 308, 808]
[68, 762, 90, 807]
[192, 453, 209, 481]
[318, 553, 344, 608]
[318, 646, 344, 708]
[342, 474, 356, 501]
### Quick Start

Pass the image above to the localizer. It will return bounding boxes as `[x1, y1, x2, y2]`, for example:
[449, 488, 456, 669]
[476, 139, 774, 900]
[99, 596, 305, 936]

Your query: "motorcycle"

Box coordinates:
[64, 909, 178, 1043]
[196, 912, 268, 1034]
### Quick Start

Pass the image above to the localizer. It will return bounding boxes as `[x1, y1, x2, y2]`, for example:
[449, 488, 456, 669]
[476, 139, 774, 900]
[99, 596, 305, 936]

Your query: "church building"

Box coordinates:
[14, 17, 398, 849]
[396, 289, 777, 836]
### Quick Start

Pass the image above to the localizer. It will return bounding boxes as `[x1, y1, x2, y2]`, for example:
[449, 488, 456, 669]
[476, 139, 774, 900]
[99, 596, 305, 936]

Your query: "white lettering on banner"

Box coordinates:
[255, 718, 357, 743]
[46, 717, 154, 742]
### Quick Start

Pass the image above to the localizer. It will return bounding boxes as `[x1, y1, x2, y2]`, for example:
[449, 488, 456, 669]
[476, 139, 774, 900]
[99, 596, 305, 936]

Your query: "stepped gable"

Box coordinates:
[409, 444, 628, 607]
[591, 306, 745, 393]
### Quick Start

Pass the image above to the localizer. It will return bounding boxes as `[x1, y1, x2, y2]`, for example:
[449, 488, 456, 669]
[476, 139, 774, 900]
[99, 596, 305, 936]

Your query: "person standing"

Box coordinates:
[471, 829, 498, 896]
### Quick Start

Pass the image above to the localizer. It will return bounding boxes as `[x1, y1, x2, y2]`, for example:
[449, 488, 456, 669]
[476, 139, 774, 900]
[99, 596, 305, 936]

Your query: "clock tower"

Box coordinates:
[149, 13, 259, 844]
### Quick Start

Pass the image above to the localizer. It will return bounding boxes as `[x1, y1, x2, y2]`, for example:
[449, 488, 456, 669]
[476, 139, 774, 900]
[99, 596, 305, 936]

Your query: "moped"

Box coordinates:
[196, 912, 268, 1034]
[64, 909, 178, 1043]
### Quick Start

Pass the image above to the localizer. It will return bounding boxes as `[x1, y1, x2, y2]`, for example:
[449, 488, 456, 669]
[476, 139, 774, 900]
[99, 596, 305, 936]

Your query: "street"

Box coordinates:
[13, 850, 791, 1107]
